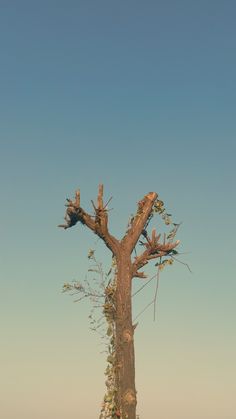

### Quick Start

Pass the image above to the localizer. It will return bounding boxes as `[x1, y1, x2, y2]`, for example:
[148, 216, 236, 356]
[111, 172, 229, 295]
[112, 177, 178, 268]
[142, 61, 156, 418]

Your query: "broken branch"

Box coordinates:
[58, 185, 119, 254]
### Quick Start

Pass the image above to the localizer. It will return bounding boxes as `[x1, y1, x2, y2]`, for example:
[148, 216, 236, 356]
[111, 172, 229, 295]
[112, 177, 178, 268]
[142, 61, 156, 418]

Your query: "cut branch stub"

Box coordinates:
[94, 184, 109, 235]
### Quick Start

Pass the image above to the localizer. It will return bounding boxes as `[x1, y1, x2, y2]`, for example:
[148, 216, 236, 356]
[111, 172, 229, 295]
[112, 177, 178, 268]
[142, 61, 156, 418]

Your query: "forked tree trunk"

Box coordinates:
[115, 252, 136, 419]
[59, 185, 180, 419]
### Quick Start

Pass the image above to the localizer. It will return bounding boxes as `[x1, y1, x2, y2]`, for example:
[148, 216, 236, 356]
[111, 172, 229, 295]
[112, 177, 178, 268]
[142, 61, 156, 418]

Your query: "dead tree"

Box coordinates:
[59, 185, 180, 419]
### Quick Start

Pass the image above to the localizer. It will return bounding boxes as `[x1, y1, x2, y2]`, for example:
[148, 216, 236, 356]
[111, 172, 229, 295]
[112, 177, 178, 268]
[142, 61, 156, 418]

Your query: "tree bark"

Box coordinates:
[115, 251, 137, 419]
[59, 186, 180, 419]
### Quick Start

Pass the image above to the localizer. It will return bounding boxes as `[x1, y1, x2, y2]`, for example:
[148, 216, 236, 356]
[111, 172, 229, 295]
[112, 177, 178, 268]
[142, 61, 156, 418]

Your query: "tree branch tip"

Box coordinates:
[98, 184, 104, 195]
[151, 228, 156, 241]
[91, 200, 97, 211]
[147, 192, 158, 200]
[58, 224, 67, 229]
[97, 184, 104, 208]
[104, 196, 113, 209]
[134, 271, 147, 279]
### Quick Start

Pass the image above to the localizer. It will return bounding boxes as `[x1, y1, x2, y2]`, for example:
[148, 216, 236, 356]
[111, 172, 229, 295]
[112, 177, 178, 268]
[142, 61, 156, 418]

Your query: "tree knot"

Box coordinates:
[123, 389, 136, 406]
[122, 329, 133, 343]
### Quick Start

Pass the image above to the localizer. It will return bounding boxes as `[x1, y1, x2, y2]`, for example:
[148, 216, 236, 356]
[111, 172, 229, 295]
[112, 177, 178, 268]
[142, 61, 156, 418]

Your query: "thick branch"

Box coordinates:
[122, 192, 157, 253]
[132, 228, 180, 277]
[58, 185, 119, 254]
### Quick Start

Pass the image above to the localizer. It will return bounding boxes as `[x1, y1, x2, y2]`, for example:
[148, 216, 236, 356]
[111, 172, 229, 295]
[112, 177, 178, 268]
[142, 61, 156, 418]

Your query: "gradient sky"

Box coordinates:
[0, 1, 236, 418]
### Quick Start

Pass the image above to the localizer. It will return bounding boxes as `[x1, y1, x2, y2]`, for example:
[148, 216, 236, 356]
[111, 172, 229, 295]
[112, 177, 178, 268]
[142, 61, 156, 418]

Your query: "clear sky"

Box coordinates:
[0, 1, 235, 418]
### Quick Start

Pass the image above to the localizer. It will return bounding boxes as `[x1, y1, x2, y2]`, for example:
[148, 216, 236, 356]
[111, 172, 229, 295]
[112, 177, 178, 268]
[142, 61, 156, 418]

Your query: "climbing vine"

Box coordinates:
[62, 250, 120, 418]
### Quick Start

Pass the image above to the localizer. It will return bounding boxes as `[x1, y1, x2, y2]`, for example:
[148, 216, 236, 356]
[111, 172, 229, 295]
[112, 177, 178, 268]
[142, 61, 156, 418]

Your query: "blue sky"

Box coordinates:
[0, 1, 236, 418]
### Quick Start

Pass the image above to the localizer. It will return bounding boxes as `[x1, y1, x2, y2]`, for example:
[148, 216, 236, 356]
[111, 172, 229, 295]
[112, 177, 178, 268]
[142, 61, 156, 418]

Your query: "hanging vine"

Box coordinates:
[62, 250, 121, 418]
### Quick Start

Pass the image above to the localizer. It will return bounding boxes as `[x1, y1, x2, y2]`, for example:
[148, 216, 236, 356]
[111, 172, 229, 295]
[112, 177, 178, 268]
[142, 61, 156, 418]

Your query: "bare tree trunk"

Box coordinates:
[59, 185, 180, 419]
[115, 252, 137, 419]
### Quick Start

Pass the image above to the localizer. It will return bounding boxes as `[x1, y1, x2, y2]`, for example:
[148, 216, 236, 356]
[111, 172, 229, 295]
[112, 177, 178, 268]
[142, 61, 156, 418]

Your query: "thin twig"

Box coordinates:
[73, 295, 87, 303]
[133, 264, 162, 321]
[132, 273, 157, 297]
[133, 300, 154, 322]
[104, 196, 113, 209]
[153, 268, 160, 321]
[170, 256, 192, 273]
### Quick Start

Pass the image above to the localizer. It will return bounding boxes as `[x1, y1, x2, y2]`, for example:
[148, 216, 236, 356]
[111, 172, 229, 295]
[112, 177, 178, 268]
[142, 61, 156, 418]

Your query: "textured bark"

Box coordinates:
[115, 252, 136, 419]
[59, 185, 180, 419]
